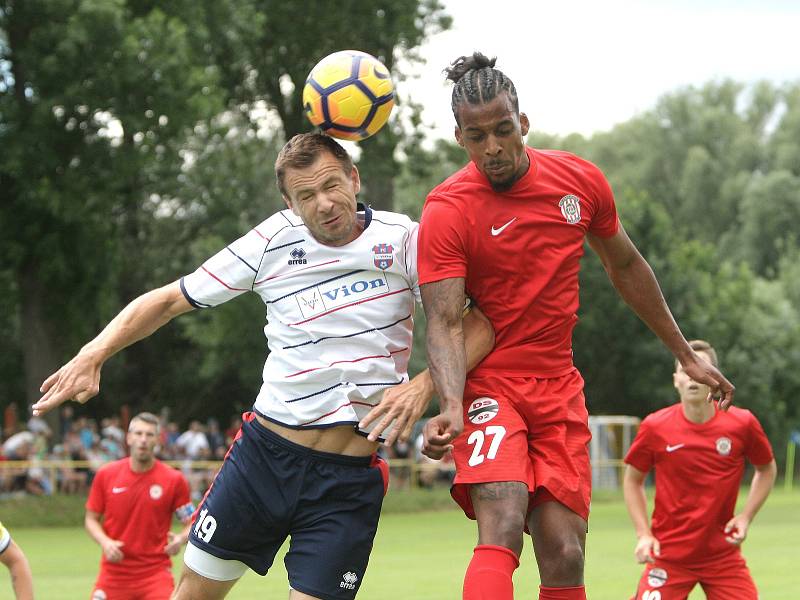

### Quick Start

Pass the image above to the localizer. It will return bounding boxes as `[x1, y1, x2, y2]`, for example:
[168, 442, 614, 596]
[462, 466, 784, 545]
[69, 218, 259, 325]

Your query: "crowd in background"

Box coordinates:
[0, 405, 454, 499]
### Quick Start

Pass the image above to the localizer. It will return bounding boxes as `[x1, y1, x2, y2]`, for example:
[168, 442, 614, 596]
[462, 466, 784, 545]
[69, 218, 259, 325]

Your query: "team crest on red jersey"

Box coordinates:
[467, 397, 499, 424]
[372, 244, 394, 270]
[558, 194, 581, 224]
[715, 437, 732, 456]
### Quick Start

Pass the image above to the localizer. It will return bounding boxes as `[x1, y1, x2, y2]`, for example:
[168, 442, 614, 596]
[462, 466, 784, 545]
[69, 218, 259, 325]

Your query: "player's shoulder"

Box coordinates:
[154, 458, 187, 479]
[426, 162, 484, 204]
[535, 148, 607, 180]
[369, 209, 415, 227]
[720, 405, 759, 426]
[251, 209, 306, 243]
[95, 457, 128, 477]
[640, 403, 682, 427]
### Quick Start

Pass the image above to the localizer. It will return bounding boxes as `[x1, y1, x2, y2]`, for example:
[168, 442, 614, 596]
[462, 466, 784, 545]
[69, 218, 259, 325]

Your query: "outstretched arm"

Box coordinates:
[623, 464, 660, 564]
[724, 459, 777, 545]
[0, 540, 34, 600]
[361, 304, 495, 445]
[419, 277, 467, 458]
[34, 281, 193, 416]
[588, 225, 734, 408]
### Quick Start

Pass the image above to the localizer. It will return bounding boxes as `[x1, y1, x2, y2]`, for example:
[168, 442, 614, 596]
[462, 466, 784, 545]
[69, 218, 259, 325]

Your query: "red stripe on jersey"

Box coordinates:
[201, 266, 250, 292]
[285, 347, 409, 378]
[289, 288, 410, 326]
[253, 228, 270, 240]
[301, 400, 375, 426]
[254, 259, 341, 286]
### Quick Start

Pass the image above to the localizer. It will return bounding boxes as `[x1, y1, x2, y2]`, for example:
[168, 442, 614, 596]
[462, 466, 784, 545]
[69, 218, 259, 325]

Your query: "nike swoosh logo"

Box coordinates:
[491, 217, 517, 236]
[666, 444, 685, 453]
[112, 487, 127, 494]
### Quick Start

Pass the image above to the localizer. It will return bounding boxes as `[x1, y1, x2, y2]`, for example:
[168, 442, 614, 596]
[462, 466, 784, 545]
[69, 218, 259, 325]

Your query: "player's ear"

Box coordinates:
[351, 166, 361, 194]
[283, 195, 300, 216]
[455, 126, 464, 147]
[520, 112, 530, 137]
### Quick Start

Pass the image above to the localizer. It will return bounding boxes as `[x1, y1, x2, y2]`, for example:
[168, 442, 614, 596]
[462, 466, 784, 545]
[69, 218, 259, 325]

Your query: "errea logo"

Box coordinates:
[289, 247, 307, 265]
[340, 571, 358, 590]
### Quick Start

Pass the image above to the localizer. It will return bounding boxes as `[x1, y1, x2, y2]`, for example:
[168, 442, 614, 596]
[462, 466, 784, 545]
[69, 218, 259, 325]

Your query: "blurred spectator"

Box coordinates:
[224, 416, 242, 447]
[175, 421, 210, 460]
[205, 418, 225, 459]
[101, 416, 125, 444]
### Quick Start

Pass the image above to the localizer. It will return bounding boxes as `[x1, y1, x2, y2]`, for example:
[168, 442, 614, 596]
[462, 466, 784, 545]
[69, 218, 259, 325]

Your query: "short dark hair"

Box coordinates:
[275, 132, 354, 198]
[129, 412, 160, 434]
[676, 339, 719, 370]
[445, 52, 519, 126]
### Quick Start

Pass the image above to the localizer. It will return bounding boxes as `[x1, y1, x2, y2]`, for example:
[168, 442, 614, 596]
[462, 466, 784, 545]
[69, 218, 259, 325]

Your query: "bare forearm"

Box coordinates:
[608, 255, 691, 362]
[85, 514, 111, 547]
[82, 282, 192, 365]
[421, 279, 467, 415]
[742, 462, 777, 521]
[623, 476, 651, 537]
[2, 543, 34, 600]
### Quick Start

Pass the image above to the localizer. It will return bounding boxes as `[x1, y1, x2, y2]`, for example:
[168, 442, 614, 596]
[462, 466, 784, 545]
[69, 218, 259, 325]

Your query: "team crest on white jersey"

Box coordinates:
[372, 243, 394, 270]
[149, 484, 163, 500]
[340, 571, 359, 590]
[558, 194, 581, 224]
[647, 567, 668, 588]
[716, 437, 732, 456]
[467, 397, 499, 424]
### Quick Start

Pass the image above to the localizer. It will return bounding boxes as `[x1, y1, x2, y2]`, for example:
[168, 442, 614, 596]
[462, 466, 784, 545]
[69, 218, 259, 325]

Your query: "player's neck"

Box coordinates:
[129, 455, 156, 473]
[680, 398, 715, 424]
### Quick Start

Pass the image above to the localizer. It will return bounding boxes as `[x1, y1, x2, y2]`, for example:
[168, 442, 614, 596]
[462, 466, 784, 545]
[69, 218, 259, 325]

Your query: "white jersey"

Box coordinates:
[0, 521, 10, 554]
[180, 205, 420, 437]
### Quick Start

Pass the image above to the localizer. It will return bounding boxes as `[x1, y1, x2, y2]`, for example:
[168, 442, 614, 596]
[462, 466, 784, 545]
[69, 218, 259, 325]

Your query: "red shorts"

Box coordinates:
[450, 369, 591, 522]
[632, 555, 758, 600]
[92, 567, 174, 600]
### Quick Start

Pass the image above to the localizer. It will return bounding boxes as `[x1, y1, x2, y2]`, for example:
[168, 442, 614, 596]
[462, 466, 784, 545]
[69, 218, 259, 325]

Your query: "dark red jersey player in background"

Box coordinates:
[624, 339, 776, 600]
[416, 52, 735, 600]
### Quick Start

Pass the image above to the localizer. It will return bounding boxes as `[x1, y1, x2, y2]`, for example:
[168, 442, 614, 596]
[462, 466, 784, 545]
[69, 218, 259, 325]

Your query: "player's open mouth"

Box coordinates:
[485, 163, 508, 175]
[323, 215, 341, 226]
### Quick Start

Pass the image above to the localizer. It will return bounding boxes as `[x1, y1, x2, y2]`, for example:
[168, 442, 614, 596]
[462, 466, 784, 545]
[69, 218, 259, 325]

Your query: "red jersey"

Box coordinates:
[418, 146, 618, 377]
[624, 404, 773, 565]
[86, 458, 191, 580]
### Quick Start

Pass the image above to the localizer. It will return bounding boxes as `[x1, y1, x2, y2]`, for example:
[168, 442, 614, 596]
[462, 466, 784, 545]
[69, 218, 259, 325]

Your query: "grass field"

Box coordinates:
[4, 488, 798, 599]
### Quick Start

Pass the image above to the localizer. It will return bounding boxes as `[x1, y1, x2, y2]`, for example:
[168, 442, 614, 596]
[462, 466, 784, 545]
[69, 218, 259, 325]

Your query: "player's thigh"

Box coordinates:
[451, 379, 535, 520]
[172, 564, 238, 600]
[527, 498, 587, 556]
[632, 563, 696, 600]
[283, 456, 387, 600]
[699, 559, 758, 600]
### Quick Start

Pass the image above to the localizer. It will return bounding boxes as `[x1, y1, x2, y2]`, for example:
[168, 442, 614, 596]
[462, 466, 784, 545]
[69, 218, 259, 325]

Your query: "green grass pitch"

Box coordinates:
[4, 489, 798, 599]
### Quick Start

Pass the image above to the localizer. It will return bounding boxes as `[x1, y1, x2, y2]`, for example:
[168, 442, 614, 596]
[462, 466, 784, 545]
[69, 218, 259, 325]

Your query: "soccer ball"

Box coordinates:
[302, 50, 395, 141]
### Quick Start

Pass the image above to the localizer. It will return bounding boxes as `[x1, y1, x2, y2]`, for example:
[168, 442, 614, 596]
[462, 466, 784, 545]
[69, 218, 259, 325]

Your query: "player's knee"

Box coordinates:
[538, 539, 584, 584]
[478, 508, 526, 554]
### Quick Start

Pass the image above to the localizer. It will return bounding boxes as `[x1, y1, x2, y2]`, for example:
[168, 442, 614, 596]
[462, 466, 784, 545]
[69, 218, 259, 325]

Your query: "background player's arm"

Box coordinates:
[165, 520, 193, 556]
[85, 509, 124, 563]
[419, 277, 467, 459]
[362, 305, 495, 444]
[0, 540, 34, 600]
[724, 459, 777, 545]
[623, 464, 660, 563]
[588, 225, 734, 408]
[34, 281, 194, 416]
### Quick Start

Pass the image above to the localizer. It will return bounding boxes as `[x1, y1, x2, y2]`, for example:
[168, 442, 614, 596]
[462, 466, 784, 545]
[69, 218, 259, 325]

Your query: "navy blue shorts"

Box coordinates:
[188, 413, 388, 599]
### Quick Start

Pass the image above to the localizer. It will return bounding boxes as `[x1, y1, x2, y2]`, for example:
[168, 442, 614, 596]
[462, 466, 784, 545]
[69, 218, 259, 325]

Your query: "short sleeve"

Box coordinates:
[86, 468, 106, 514]
[0, 521, 10, 554]
[586, 166, 619, 239]
[406, 222, 421, 303]
[417, 197, 468, 285]
[624, 419, 655, 474]
[745, 412, 774, 466]
[172, 472, 194, 522]
[180, 228, 268, 308]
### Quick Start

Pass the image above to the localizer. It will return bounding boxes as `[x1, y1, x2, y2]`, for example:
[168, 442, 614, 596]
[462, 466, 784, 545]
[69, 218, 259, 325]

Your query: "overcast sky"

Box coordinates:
[398, 0, 800, 139]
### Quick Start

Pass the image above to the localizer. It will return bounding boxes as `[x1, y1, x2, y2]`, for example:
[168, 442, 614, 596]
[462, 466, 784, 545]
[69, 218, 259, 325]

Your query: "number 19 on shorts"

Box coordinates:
[467, 426, 506, 467]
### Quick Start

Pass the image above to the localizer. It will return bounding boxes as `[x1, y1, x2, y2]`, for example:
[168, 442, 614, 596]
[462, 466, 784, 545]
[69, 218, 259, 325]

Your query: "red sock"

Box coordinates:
[463, 544, 519, 600]
[539, 585, 587, 600]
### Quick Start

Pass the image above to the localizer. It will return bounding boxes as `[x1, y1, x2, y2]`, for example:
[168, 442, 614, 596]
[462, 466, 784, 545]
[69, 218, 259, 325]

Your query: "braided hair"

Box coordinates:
[446, 52, 519, 125]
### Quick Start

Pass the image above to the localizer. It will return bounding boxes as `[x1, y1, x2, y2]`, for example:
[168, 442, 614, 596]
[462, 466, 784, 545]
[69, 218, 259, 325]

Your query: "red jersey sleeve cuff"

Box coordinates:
[589, 218, 620, 239]
[418, 269, 467, 286]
